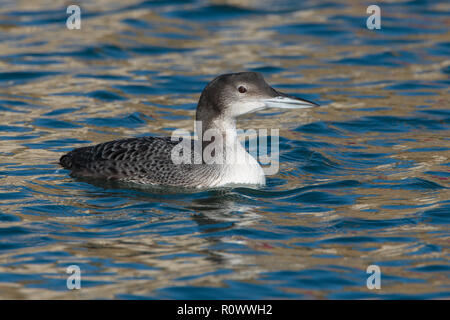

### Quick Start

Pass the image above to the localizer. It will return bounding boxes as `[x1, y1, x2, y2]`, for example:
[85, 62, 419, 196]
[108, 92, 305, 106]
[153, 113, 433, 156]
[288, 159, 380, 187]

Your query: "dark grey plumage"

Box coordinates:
[60, 137, 220, 187]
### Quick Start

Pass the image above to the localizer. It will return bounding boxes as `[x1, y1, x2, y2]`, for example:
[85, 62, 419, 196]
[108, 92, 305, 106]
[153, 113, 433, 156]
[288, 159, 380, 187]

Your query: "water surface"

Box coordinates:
[0, 0, 449, 299]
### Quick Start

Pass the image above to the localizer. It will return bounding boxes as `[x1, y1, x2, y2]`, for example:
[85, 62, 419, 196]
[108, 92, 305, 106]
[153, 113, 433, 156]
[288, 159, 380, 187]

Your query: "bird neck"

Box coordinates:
[195, 117, 256, 166]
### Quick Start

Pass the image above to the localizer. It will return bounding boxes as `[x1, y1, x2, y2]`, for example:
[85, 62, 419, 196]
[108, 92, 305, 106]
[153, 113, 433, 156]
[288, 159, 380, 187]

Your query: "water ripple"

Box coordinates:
[0, 0, 448, 299]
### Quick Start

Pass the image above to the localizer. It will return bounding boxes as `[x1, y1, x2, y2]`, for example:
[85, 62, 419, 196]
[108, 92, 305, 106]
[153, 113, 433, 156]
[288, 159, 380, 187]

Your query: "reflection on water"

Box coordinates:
[0, 0, 449, 299]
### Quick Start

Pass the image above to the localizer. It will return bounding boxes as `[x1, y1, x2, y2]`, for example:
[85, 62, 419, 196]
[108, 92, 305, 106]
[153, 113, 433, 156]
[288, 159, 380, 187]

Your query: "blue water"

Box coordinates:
[0, 0, 449, 299]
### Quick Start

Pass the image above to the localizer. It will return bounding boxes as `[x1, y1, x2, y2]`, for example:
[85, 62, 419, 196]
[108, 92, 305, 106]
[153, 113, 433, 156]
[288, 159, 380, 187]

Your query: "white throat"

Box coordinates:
[204, 118, 266, 187]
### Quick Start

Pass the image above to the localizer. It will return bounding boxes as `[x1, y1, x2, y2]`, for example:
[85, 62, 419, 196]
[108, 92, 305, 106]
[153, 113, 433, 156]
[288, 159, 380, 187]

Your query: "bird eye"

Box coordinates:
[238, 86, 247, 93]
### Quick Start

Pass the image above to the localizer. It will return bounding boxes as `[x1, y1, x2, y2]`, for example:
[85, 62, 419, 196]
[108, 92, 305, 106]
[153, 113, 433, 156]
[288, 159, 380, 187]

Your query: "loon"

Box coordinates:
[60, 72, 318, 188]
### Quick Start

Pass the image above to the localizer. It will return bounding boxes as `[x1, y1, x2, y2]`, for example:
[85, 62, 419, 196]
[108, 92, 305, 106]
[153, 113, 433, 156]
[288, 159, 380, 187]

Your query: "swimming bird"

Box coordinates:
[60, 72, 318, 188]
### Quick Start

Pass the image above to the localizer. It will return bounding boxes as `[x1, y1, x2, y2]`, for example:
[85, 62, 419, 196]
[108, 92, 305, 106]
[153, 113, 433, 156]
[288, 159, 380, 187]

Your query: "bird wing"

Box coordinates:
[60, 137, 183, 179]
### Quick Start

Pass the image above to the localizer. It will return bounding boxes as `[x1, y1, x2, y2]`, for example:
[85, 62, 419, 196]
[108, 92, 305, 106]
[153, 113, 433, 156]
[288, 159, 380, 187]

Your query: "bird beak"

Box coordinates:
[262, 90, 319, 109]
[235, 88, 319, 117]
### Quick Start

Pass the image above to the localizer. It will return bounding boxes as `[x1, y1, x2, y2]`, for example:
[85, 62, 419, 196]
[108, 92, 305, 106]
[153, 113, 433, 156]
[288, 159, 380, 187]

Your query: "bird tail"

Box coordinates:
[59, 154, 72, 169]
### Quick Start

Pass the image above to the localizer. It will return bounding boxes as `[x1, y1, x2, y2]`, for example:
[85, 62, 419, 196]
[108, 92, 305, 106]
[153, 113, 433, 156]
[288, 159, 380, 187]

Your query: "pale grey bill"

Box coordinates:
[263, 96, 318, 109]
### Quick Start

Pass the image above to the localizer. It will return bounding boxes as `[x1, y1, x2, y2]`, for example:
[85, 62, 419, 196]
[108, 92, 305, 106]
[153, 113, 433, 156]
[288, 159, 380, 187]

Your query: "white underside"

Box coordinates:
[209, 139, 266, 187]
[212, 163, 265, 187]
